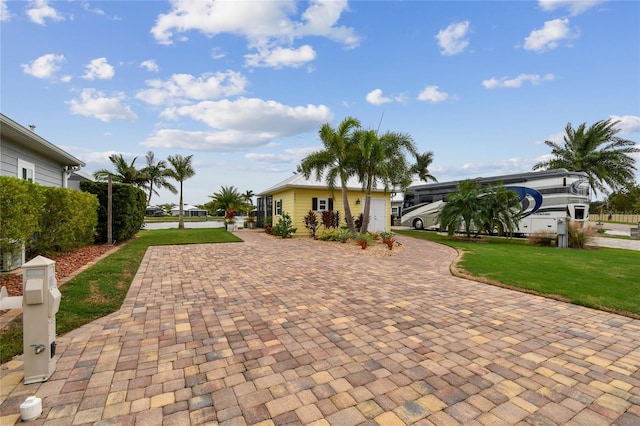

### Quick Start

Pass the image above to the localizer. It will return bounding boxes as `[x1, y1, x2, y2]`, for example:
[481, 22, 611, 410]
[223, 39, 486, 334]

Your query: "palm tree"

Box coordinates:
[437, 179, 484, 238]
[242, 189, 255, 214]
[93, 154, 149, 190]
[533, 119, 639, 196]
[209, 185, 246, 216]
[300, 117, 361, 238]
[353, 128, 418, 234]
[166, 154, 195, 229]
[410, 151, 438, 183]
[479, 183, 522, 236]
[143, 151, 177, 205]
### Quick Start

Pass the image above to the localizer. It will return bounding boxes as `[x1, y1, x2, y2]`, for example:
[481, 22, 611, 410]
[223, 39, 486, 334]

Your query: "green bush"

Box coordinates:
[34, 187, 98, 254]
[272, 213, 297, 238]
[0, 176, 43, 254]
[81, 181, 146, 243]
[317, 229, 341, 241]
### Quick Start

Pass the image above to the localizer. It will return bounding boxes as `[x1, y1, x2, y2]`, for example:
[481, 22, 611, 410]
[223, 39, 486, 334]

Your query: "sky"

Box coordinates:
[1, 0, 639, 206]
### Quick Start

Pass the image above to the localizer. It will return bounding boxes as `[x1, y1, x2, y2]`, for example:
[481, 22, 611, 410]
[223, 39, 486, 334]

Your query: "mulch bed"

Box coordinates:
[0, 245, 116, 298]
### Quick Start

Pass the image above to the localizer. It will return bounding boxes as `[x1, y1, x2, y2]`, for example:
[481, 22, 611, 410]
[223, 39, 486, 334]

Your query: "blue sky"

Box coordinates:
[2, 0, 639, 205]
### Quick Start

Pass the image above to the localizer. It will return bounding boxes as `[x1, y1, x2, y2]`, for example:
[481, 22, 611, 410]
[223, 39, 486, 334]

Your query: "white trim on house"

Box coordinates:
[17, 159, 35, 182]
[257, 173, 396, 196]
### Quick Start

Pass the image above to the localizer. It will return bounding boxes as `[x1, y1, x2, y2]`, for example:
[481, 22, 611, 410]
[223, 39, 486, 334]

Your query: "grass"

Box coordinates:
[0, 228, 240, 364]
[396, 230, 640, 318]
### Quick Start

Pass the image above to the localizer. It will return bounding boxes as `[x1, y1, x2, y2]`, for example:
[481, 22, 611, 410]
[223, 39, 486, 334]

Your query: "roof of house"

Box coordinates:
[171, 204, 207, 212]
[0, 113, 85, 167]
[257, 172, 395, 196]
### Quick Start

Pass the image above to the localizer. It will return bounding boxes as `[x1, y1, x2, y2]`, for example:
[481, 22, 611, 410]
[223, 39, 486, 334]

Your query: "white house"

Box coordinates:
[171, 204, 208, 217]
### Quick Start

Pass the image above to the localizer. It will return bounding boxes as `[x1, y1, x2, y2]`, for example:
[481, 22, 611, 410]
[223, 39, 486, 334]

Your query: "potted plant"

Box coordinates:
[225, 209, 236, 231]
[355, 233, 374, 249]
[245, 214, 256, 229]
[380, 232, 396, 250]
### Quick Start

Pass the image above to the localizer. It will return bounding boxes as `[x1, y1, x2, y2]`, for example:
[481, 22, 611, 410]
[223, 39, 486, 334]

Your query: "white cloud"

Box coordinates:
[140, 59, 159, 73]
[245, 44, 316, 69]
[482, 73, 555, 89]
[144, 98, 332, 151]
[365, 89, 406, 106]
[523, 18, 575, 52]
[435, 20, 470, 56]
[296, 0, 360, 48]
[432, 157, 539, 182]
[1, 0, 12, 22]
[150, 0, 358, 68]
[67, 89, 138, 122]
[610, 115, 640, 135]
[136, 71, 248, 106]
[366, 89, 392, 106]
[83, 57, 115, 80]
[538, 0, 604, 16]
[141, 129, 272, 152]
[168, 97, 332, 136]
[417, 86, 450, 103]
[246, 147, 318, 164]
[26, 0, 64, 25]
[21, 53, 65, 79]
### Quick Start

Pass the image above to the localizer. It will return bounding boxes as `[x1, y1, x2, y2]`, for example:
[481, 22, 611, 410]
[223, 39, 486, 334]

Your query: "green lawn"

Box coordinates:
[0, 228, 240, 364]
[396, 230, 640, 318]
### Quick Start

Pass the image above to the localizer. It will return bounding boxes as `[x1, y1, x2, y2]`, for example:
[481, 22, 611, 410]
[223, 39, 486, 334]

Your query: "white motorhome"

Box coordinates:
[401, 169, 590, 235]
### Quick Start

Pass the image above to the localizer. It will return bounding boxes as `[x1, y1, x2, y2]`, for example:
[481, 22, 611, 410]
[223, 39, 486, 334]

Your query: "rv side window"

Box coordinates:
[574, 207, 585, 220]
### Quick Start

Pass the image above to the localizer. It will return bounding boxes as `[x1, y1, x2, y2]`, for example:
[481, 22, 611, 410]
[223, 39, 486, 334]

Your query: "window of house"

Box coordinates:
[18, 159, 35, 183]
[312, 197, 333, 212]
[275, 199, 282, 216]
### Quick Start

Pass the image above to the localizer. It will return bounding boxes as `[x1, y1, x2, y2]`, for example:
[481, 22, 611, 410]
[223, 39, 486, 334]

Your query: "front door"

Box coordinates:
[368, 199, 387, 232]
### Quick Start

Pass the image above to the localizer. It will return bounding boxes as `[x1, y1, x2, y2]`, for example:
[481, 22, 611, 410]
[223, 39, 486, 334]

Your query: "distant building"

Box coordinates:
[171, 204, 207, 217]
[256, 173, 393, 234]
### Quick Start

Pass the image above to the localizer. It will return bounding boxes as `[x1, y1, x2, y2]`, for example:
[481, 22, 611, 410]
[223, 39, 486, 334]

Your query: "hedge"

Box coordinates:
[80, 181, 146, 243]
[0, 176, 42, 254]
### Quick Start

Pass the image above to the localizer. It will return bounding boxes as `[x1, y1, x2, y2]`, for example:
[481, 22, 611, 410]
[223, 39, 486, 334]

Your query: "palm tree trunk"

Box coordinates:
[148, 183, 154, 206]
[341, 183, 357, 238]
[178, 181, 184, 229]
[360, 177, 374, 234]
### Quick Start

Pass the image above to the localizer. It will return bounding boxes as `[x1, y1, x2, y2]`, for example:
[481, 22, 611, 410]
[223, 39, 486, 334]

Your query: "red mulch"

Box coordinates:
[0, 245, 116, 297]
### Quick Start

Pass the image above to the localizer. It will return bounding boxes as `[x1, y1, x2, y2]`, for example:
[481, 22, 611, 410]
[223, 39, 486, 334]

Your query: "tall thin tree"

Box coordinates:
[353, 129, 418, 234]
[144, 151, 177, 205]
[166, 154, 195, 230]
[300, 117, 361, 238]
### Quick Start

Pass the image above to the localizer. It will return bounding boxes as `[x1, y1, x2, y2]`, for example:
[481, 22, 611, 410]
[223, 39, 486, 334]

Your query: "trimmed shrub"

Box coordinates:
[33, 186, 98, 254]
[0, 176, 43, 254]
[81, 181, 146, 243]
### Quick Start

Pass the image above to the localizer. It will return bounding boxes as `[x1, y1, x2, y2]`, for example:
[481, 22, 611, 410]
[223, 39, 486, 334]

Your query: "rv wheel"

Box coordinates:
[413, 218, 424, 230]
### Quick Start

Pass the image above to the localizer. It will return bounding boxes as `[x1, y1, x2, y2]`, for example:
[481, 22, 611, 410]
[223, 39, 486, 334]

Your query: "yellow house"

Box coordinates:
[256, 173, 394, 234]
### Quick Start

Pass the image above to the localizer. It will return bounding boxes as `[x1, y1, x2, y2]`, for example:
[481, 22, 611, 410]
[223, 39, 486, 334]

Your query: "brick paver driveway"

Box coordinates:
[1, 230, 639, 425]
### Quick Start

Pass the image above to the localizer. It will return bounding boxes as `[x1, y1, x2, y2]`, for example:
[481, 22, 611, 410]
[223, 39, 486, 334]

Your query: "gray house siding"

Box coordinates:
[0, 139, 64, 187]
[0, 113, 86, 271]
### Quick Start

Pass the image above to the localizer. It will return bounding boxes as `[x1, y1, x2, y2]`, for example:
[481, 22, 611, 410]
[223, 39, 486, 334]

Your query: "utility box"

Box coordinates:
[557, 217, 568, 249]
[22, 256, 60, 384]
